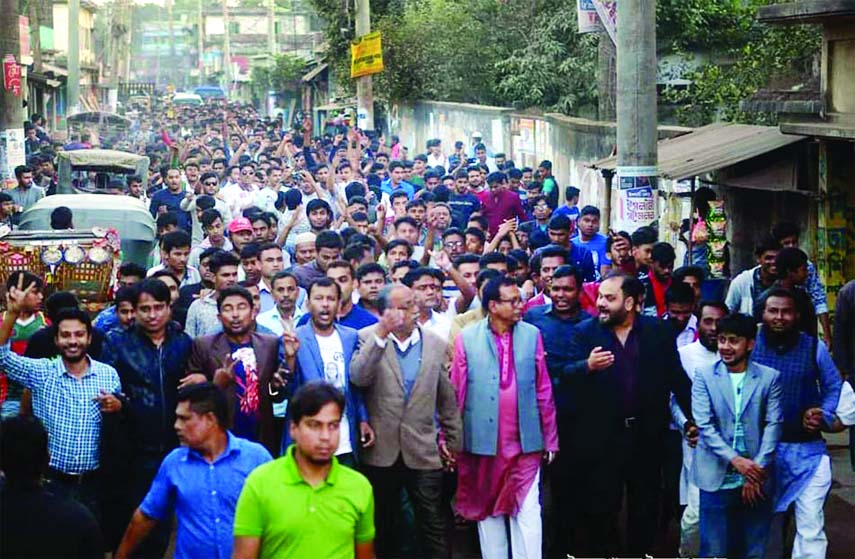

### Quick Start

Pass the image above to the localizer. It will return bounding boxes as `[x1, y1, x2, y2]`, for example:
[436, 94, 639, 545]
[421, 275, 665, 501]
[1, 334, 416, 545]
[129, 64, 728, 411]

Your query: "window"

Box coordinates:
[228, 22, 239, 34]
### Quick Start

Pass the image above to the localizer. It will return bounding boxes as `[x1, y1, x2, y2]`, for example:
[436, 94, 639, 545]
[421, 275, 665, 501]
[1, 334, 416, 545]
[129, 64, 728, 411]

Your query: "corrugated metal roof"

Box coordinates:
[589, 123, 807, 180]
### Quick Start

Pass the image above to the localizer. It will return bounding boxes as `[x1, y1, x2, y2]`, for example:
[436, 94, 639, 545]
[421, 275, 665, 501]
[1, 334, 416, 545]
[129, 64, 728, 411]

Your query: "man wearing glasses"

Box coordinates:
[401, 267, 451, 342]
[222, 161, 260, 217]
[449, 275, 558, 559]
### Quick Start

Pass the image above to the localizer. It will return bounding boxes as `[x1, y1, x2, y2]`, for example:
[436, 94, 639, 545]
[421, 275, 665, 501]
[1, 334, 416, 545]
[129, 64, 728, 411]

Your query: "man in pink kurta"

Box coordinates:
[450, 276, 558, 559]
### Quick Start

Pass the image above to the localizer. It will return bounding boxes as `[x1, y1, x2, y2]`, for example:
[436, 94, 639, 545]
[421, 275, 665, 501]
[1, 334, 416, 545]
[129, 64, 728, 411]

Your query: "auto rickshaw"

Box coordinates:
[56, 149, 150, 195]
[66, 111, 133, 149]
[18, 194, 156, 268]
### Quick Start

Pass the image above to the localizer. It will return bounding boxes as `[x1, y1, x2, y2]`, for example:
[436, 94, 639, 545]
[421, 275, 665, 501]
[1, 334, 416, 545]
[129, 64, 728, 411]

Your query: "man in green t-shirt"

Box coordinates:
[233, 381, 375, 559]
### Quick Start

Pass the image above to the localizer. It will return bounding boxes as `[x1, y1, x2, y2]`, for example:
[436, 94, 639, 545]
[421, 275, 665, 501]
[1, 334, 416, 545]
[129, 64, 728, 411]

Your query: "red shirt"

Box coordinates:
[480, 190, 528, 236]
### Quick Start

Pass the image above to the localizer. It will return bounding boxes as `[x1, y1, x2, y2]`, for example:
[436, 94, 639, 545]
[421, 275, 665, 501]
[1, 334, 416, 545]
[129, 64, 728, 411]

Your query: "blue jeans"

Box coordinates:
[700, 487, 772, 559]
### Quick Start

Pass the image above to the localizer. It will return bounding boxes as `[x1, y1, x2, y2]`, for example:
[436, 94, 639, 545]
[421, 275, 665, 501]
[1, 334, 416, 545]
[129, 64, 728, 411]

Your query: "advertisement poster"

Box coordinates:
[592, 0, 617, 44]
[1, 128, 26, 182]
[616, 165, 657, 231]
[577, 0, 602, 33]
[350, 32, 384, 78]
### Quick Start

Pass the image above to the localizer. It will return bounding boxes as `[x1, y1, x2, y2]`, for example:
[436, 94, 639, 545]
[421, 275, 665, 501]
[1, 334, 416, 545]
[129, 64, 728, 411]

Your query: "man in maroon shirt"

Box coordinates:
[479, 172, 529, 237]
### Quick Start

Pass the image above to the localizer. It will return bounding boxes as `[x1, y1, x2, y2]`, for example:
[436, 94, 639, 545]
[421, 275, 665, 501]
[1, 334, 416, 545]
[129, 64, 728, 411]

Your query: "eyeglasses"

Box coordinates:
[240, 170, 253, 176]
[498, 298, 523, 306]
[444, 241, 464, 248]
[204, 180, 218, 186]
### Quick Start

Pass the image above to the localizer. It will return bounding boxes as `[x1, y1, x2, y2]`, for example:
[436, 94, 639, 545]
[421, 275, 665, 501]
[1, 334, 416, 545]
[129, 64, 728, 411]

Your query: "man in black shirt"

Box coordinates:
[25, 292, 105, 359]
[1, 415, 103, 558]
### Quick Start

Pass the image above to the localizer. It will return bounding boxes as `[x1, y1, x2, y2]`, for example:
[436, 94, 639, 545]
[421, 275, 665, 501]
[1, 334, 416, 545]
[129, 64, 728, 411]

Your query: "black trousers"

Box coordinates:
[126, 451, 172, 559]
[363, 458, 446, 559]
[571, 423, 664, 557]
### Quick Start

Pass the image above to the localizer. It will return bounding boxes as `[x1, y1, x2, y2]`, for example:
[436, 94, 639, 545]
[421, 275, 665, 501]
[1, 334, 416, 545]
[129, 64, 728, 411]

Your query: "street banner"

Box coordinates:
[592, 0, 617, 44]
[577, 0, 602, 33]
[350, 32, 384, 79]
[616, 165, 657, 232]
[3, 55, 21, 97]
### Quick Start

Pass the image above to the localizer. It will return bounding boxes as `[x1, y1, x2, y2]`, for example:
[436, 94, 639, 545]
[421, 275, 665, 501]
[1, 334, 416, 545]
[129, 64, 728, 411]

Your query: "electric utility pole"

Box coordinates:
[68, 0, 81, 113]
[354, 0, 373, 131]
[615, 0, 658, 231]
[0, 0, 25, 180]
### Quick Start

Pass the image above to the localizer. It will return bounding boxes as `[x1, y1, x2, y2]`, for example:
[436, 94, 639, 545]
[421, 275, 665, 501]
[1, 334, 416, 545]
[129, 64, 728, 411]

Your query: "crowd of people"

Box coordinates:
[2, 100, 855, 559]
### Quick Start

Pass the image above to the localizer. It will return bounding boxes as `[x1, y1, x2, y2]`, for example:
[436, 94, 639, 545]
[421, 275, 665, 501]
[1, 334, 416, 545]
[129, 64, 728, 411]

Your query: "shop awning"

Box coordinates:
[589, 123, 807, 180]
[302, 63, 328, 83]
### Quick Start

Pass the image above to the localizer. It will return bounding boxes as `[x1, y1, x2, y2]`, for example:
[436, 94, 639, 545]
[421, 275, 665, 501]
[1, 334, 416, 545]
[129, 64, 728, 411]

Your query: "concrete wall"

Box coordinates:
[389, 100, 688, 227]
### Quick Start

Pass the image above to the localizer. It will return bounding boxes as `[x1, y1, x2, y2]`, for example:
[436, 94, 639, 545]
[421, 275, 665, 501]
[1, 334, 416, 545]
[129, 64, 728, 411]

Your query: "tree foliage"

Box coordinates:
[249, 53, 308, 104]
[662, 1, 820, 126]
[305, 0, 821, 123]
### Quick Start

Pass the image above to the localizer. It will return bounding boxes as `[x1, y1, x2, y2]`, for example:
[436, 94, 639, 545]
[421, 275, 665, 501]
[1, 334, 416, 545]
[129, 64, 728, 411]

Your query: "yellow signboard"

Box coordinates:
[350, 32, 384, 78]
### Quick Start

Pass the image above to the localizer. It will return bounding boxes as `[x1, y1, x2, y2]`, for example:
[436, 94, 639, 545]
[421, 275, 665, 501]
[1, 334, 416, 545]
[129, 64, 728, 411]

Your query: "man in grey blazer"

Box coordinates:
[350, 284, 462, 559]
[692, 313, 783, 559]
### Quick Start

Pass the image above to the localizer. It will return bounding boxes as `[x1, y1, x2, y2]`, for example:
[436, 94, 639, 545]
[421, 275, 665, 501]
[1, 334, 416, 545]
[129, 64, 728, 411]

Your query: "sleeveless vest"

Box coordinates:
[752, 330, 820, 442]
[460, 319, 543, 455]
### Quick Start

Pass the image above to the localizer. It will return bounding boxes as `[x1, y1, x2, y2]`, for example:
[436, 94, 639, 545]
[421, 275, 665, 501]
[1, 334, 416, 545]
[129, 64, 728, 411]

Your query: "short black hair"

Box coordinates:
[476, 268, 502, 290]
[240, 242, 262, 261]
[529, 246, 568, 275]
[579, 205, 599, 218]
[697, 299, 729, 317]
[115, 285, 139, 306]
[754, 235, 780, 256]
[464, 227, 486, 245]
[441, 227, 465, 241]
[771, 221, 800, 243]
[209, 250, 241, 274]
[289, 381, 345, 425]
[604, 272, 645, 307]
[631, 226, 657, 247]
[606, 231, 631, 252]
[665, 282, 695, 306]
[393, 216, 419, 230]
[271, 270, 299, 288]
[481, 276, 518, 314]
[402, 267, 444, 287]
[548, 214, 572, 232]
[391, 259, 419, 276]
[552, 265, 583, 288]
[135, 278, 172, 306]
[308, 276, 341, 300]
[565, 186, 581, 200]
[156, 212, 179, 232]
[177, 382, 229, 429]
[53, 307, 93, 335]
[44, 291, 80, 322]
[6, 271, 43, 292]
[1, 415, 49, 481]
[479, 252, 510, 269]
[217, 285, 254, 312]
[673, 265, 704, 284]
[453, 253, 480, 269]
[467, 215, 489, 231]
[119, 262, 147, 280]
[651, 242, 676, 265]
[316, 230, 344, 251]
[775, 247, 808, 278]
[717, 313, 758, 340]
[761, 286, 798, 310]
[50, 206, 73, 229]
[384, 239, 414, 257]
[356, 262, 386, 281]
[161, 230, 192, 253]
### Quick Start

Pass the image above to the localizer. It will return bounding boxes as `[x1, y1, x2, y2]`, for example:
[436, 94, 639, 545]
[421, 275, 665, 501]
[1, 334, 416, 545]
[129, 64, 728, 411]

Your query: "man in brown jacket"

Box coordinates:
[184, 286, 291, 457]
[350, 284, 462, 559]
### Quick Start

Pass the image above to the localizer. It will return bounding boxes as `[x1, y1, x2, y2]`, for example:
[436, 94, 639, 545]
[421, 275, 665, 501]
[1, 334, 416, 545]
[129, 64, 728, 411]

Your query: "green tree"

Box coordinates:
[250, 54, 308, 104]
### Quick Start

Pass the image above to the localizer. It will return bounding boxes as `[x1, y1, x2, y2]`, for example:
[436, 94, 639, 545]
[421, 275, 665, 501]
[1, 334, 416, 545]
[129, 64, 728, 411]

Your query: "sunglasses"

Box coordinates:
[204, 180, 218, 186]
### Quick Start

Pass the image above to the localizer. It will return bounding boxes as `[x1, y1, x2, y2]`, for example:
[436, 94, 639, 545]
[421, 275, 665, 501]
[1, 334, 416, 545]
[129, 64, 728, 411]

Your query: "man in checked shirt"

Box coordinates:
[0, 276, 123, 521]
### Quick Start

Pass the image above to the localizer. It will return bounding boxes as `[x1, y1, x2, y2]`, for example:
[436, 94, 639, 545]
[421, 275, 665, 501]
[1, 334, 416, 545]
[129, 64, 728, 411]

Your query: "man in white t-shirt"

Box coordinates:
[672, 301, 728, 558]
[288, 277, 373, 466]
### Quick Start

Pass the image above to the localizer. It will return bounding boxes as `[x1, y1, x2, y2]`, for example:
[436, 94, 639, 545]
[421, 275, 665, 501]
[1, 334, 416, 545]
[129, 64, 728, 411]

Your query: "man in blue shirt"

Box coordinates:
[572, 205, 611, 279]
[522, 265, 588, 555]
[751, 288, 841, 559]
[553, 186, 580, 222]
[114, 383, 272, 559]
[447, 169, 481, 229]
[380, 161, 415, 199]
[149, 168, 191, 232]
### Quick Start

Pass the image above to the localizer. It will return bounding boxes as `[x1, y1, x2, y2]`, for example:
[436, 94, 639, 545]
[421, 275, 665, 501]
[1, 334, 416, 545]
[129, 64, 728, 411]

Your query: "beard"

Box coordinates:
[598, 307, 627, 327]
[61, 349, 88, 364]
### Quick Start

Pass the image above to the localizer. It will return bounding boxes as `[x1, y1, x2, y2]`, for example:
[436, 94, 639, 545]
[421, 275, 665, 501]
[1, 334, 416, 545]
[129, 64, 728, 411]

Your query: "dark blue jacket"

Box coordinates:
[101, 322, 192, 454]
